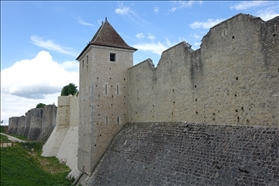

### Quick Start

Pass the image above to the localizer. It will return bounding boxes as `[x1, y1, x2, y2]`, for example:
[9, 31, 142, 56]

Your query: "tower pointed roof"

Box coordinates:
[76, 18, 137, 60]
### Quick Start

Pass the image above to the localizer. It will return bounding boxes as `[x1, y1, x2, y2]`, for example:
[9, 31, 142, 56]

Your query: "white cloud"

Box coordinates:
[154, 6, 159, 13]
[133, 38, 173, 55]
[1, 51, 79, 124]
[30, 36, 77, 56]
[147, 33, 156, 41]
[257, 7, 279, 21]
[190, 18, 224, 29]
[230, 1, 271, 10]
[133, 42, 167, 55]
[1, 50, 79, 99]
[1, 93, 60, 125]
[169, 0, 202, 12]
[115, 6, 131, 15]
[136, 33, 144, 39]
[115, 3, 155, 30]
[75, 16, 94, 26]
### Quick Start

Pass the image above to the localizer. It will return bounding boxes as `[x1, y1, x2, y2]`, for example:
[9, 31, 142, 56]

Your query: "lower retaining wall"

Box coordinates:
[79, 122, 279, 186]
[42, 126, 79, 171]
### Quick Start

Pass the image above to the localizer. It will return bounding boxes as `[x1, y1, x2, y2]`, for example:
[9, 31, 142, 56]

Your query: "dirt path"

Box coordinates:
[0, 133, 26, 142]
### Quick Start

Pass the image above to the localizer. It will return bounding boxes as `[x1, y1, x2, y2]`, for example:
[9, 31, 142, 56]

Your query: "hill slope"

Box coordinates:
[0, 142, 73, 186]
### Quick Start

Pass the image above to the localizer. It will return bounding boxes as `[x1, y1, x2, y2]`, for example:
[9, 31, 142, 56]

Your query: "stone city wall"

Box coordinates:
[27, 108, 43, 140]
[128, 14, 278, 127]
[24, 111, 31, 137]
[80, 122, 279, 186]
[7, 117, 19, 134]
[7, 104, 57, 141]
[16, 116, 26, 136]
[38, 104, 57, 142]
[42, 95, 79, 171]
[77, 14, 278, 184]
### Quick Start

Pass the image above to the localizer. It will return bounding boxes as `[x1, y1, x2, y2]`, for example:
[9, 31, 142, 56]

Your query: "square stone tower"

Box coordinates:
[76, 18, 137, 175]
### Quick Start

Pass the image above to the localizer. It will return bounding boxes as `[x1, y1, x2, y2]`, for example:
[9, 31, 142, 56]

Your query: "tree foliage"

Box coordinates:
[36, 103, 46, 108]
[61, 83, 78, 96]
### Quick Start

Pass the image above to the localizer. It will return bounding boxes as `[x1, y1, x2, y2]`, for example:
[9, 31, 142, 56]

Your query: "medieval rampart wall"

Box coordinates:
[27, 108, 43, 140]
[7, 117, 19, 134]
[7, 105, 57, 141]
[16, 116, 26, 136]
[69, 95, 79, 127]
[56, 96, 70, 130]
[128, 14, 278, 127]
[24, 112, 31, 137]
[42, 95, 79, 171]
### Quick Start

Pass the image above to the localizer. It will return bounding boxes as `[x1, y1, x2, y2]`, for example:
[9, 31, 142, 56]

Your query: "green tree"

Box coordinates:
[61, 83, 78, 96]
[36, 103, 46, 108]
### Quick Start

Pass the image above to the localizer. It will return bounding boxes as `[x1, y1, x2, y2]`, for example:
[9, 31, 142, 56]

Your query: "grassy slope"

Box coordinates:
[0, 142, 73, 186]
[0, 134, 12, 143]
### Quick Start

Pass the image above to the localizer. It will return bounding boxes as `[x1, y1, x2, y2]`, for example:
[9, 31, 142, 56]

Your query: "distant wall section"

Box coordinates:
[7, 105, 57, 141]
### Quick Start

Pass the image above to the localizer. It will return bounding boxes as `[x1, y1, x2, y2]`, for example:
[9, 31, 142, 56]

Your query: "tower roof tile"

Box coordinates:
[76, 18, 137, 60]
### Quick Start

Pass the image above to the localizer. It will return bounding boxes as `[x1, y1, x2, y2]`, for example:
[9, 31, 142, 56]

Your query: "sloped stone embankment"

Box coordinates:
[80, 122, 279, 186]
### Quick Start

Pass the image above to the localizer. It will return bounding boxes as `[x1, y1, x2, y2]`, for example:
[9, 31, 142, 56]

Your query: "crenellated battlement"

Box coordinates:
[128, 14, 278, 127]
[41, 13, 279, 184]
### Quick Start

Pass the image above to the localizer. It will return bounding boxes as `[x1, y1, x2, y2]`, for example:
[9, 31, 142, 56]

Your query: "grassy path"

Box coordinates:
[0, 133, 26, 143]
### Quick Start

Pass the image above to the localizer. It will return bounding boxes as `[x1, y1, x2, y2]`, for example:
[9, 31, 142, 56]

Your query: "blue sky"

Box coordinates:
[1, 1, 278, 125]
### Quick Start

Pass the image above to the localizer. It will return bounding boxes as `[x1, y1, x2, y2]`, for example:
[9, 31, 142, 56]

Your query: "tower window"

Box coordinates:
[110, 53, 116, 62]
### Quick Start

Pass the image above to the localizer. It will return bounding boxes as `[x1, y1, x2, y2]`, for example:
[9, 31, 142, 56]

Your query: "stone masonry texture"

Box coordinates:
[7, 117, 18, 134]
[78, 44, 134, 174]
[42, 96, 79, 171]
[77, 14, 278, 183]
[24, 111, 31, 137]
[8, 105, 57, 141]
[128, 14, 278, 127]
[38, 104, 57, 142]
[16, 116, 26, 136]
[27, 108, 43, 140]
[82, 122, 279, 186]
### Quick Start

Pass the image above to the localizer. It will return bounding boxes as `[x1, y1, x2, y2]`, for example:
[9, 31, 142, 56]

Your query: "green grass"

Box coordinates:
[0, 126, 7, 133]
[0, 134, 12, 143]
[0, 142, 73, 186]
